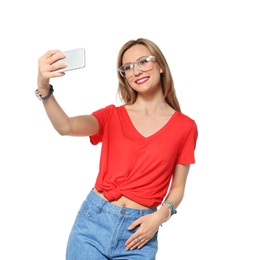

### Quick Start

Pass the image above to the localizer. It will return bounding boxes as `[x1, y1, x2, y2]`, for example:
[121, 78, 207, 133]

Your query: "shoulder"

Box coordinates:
[174, 111, 196, 124]
[93, 104, 121, 113]
[173, 111, 198, 134]
[92, 104, 124, 118]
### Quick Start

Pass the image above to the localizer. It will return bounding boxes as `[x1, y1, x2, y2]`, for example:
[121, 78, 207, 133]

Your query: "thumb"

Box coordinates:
[128, 219, 140, 230]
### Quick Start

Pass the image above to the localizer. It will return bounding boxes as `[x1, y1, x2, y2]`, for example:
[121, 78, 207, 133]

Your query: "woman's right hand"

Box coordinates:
[36, 49, 99, 137]
[37, 50, 67, 94]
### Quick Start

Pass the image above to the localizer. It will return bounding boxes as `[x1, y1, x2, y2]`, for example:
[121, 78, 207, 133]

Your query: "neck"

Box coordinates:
[133, 96, 168, 115]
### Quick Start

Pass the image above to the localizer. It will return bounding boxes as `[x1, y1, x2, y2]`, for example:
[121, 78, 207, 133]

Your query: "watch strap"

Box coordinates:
[35, 84, 54, 101]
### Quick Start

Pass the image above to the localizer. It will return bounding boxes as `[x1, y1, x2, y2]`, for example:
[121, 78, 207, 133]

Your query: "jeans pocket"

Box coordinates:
[77, 199, 98, 218]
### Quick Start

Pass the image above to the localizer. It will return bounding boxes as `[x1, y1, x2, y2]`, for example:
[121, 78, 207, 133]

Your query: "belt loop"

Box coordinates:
[96, 199, 107, 214]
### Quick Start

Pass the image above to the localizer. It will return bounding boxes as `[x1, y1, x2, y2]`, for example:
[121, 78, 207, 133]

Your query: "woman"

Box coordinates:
[36, 38, 198, 259]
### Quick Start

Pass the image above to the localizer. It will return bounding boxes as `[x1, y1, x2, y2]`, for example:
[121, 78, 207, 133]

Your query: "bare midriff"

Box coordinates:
[93, 188, 153, 210]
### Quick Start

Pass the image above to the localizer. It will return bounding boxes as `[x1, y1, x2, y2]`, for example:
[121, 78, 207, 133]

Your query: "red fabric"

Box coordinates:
[90, 105, 198, 207]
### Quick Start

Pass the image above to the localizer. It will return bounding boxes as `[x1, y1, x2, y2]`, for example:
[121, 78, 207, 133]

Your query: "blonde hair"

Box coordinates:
[117, 38, 181, 112]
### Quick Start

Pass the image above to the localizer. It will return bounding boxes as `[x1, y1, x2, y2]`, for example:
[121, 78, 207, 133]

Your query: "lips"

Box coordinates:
[135, 76, 149, 84]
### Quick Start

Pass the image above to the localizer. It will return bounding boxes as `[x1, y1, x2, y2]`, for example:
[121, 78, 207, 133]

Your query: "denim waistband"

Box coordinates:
[86, 188, 157, 217]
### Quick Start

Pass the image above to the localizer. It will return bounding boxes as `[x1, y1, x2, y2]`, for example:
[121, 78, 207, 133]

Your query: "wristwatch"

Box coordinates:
[35, 84, 54, 101]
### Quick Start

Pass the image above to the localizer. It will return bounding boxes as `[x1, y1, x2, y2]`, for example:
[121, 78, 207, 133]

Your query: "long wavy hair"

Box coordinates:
[117, 38, 181, 112]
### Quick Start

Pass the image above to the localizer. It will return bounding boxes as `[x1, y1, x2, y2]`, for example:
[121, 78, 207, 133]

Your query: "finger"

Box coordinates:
[50, 70, 66, 78]
[127, 237, 149, 251]
[126, 236, 143, 251]
[43, 50, 62, 59]
[49, 61, 67, 73]
[128, 219, 141, 230]
[48, 52, 66, 66]
[137, 239, 149, 249]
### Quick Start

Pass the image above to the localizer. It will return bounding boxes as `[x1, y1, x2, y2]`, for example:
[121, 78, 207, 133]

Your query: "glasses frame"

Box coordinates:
[118, 55, 156, 78]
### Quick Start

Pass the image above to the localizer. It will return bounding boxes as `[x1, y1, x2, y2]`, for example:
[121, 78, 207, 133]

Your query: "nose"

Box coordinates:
[133, 63, 142, 76]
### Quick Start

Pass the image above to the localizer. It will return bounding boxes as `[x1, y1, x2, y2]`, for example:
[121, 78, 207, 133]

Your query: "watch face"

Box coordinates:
[35, 91, 43, 101]
[35, 85, 53, 101]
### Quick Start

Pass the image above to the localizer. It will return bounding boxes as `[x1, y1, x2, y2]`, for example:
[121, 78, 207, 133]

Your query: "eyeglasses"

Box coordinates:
[118, 56, 156, 78]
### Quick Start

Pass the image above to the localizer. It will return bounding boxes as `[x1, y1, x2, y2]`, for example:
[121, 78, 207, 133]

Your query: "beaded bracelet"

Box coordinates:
[162, 200, 177, 222]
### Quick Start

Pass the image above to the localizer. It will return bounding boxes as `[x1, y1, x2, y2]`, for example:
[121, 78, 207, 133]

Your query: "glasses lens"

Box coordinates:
[119, 64, 133, 78]
[137, 56, 154, 71]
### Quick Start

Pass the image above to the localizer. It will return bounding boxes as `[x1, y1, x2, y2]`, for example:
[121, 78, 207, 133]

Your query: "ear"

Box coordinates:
[160, 68, 163, 73]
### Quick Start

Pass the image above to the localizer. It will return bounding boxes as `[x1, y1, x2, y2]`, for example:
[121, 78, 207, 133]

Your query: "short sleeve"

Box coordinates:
[176, 120, 198, 164]
[89, 105, 115, 145]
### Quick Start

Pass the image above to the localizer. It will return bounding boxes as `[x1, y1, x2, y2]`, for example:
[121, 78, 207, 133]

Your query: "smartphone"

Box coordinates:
[54, 48, 85, 72]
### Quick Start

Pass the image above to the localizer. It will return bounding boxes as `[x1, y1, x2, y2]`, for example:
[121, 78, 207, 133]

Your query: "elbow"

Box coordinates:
[58, 131, 68, 136]
[54, 126, 71, 136]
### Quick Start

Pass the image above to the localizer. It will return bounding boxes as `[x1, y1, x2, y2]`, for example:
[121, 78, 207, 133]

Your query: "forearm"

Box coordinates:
[157, 187, 185, 225]
[158, 164, 190, 224]
[42, 94, 72, 135]
[37, 83, 99, 137]
[164, 186, 185, 209]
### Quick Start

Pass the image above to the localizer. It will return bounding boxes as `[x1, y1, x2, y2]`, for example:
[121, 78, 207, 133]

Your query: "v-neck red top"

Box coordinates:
[90, 105, 198, 207]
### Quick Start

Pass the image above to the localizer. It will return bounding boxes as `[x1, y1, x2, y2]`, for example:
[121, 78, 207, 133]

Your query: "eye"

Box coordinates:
[123, 63, 133, 71]
[138, 58, 149, 66]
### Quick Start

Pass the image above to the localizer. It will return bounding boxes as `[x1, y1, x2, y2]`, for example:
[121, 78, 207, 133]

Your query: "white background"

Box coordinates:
[0, 0, 255, 259]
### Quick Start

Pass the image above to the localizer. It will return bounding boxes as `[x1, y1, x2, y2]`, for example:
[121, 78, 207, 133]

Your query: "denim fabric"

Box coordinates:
[66, 189, 158, 260]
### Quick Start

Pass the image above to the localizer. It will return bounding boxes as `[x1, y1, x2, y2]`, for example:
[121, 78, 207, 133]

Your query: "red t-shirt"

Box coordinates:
[90, 105, 198, 207]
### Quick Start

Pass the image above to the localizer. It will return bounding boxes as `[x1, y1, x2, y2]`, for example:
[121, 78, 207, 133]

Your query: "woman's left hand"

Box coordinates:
[125, 210, 164, 250]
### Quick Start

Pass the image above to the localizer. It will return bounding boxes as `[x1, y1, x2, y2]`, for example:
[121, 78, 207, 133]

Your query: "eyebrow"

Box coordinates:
[122, 55, 150, 65]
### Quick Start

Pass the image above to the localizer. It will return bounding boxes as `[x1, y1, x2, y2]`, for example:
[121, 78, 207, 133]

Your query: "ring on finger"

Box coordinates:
[136, 237, 141, 242]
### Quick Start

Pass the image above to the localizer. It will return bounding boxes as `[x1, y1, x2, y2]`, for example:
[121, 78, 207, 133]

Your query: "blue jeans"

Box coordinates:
[66, 189, 158, 260]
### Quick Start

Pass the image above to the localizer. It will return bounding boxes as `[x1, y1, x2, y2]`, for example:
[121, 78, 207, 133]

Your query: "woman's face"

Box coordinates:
[122, 44, 163, 95]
